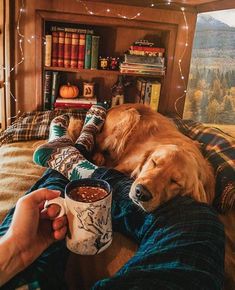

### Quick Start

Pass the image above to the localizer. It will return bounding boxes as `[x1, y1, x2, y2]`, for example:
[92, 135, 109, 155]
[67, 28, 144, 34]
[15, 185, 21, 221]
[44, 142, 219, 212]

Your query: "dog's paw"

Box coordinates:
[68, 117, 84, 142]
[93, 152, 105, 166]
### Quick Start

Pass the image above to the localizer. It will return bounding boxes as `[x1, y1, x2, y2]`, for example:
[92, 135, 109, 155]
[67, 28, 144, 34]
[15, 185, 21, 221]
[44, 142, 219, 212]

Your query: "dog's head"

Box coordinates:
[129, 144, 214, 212]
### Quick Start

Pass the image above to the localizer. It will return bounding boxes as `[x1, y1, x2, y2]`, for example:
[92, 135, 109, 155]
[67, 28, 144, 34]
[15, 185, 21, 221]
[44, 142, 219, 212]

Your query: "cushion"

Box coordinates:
[173, 118, 235, 213]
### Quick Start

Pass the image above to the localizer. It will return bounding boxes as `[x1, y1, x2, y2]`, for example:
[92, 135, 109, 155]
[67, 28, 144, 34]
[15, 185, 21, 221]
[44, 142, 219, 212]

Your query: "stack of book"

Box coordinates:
[120, 41, 165, 76]
[54, 97, 97, 109]
[136, 78, 161, 111]
[44, 25, 100, 70]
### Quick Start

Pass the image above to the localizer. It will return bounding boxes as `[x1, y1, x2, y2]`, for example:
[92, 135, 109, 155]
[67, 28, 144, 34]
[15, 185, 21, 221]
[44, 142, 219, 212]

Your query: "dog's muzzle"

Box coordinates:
[134, 184, 152, 202]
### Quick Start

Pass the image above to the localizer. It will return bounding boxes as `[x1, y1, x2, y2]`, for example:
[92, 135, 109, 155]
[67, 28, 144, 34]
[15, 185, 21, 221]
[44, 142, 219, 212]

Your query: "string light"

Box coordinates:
[1, 0, 190, 121]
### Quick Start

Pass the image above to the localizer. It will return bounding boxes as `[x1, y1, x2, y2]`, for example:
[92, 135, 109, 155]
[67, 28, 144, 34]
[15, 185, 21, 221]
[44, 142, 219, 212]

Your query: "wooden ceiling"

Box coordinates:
[87, 0, 235, 13]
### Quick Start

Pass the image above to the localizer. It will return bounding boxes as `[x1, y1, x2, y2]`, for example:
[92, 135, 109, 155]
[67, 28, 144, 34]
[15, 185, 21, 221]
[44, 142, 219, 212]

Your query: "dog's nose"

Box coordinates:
[135, 184, 152, 202]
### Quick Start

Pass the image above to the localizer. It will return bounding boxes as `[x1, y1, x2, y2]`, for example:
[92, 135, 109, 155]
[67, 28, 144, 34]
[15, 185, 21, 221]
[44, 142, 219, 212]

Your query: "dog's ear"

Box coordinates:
[113, 108, 140, 156]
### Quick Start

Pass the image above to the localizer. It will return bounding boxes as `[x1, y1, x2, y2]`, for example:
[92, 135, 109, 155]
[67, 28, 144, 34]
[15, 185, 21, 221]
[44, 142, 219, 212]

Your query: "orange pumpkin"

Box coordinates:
[59, 83, 79, 99]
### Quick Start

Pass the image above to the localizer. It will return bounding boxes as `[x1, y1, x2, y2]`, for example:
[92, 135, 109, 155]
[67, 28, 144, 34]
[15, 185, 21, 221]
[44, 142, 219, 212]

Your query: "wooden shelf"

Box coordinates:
[44, 66, 165, 79]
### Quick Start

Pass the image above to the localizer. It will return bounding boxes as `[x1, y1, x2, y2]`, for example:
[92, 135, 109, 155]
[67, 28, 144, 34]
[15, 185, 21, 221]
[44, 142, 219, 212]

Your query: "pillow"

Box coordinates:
[0, 109, 86, 146]
[173, 118, 235, 213]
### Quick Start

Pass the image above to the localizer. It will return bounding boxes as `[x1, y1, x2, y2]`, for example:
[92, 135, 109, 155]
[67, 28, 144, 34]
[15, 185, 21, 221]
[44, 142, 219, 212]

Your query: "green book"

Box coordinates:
[50, 71, 60, 109]
[84, 34, 92, 69]
[43, 71, 52, 110]
[90, 35, 100, 69]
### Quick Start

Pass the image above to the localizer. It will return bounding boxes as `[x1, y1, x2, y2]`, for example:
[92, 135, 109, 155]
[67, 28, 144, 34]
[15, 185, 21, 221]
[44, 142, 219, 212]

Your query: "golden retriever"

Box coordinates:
[94, 103, 215, 212]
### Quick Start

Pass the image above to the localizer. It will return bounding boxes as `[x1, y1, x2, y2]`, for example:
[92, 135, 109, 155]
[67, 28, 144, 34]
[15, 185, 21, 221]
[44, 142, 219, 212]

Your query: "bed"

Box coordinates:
[0, 109, 234, 290]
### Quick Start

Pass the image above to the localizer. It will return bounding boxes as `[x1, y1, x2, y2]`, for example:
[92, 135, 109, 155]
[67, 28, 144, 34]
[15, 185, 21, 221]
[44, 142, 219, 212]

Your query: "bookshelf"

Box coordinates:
[42, 18, 167, 110]
[15, 1, 197, 116]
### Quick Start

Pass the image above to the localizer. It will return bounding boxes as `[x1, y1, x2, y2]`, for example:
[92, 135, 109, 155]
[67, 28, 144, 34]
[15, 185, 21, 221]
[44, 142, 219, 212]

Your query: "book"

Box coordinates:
[43, 71, 52, 110]
[124, 54, 165, 67]
[130, 45, 165, 53]
[144, 81, 152, 105]
[84, 34, 92, 69]
[90, 35, 100, 69]
[58, 32, 65, 67]
[140, 79, 147, 103]
[54, 103, 93, 109]
[120, 67, 165, 76]
[44, 35, 52, 67]
[149, 81, 161, 111]
[51, 31, 59, 67]
[64, 32, 72, 68]
[78, 34, 86, 69]
[51, 25, 94, 35]
[55, 97, 97, 104]
[50, 71, 60, 109]
[70, 33, 79, 68]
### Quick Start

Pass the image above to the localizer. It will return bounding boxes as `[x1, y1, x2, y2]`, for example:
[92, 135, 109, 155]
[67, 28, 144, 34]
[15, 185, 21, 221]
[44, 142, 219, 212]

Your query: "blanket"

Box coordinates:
[0, 140, 46, 222]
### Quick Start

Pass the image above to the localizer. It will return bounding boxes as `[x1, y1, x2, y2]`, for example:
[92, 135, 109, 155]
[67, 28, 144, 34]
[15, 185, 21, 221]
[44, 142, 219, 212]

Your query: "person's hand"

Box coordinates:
[0, 188, 67, 284]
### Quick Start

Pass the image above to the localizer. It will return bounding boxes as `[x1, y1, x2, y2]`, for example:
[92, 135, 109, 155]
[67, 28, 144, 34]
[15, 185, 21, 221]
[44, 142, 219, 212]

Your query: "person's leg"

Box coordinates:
[33, 105, 106, 180]
[0, 169, 70, 290]
[91, 168, 225, 290]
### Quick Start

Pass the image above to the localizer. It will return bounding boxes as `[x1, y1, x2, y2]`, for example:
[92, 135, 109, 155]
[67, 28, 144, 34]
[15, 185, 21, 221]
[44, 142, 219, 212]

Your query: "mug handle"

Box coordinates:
[44, 197, 66, 218]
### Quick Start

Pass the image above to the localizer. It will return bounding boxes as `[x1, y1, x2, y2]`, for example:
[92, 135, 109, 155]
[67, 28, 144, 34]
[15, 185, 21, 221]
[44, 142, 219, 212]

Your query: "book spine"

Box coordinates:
[55, 97, 97, 104]
[150, 82, 161, 111]
[64, 32, 72, 68]
[129, 50, 163, 57]
[44, 35, 52, 67]
[70, 33, 79, 68]
[51, 71, 60, 109]
[58, 32, 65, 67]
[144, 82, 152, 105]
[43, 71, 52, 110]
[54, 103, 92, 109]
[90, 35, 100, 69]
[130, 46, 165, 53]
[77, 34, 86, 69]
[51, 32, 59, 67]
[140, 80, 147, 103]
[84, 34, 92, 69]
[51, 26, 94, 34]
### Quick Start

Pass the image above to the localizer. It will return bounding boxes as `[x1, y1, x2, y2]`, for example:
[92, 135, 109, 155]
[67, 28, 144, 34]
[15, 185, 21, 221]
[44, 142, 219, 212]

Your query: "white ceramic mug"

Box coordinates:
[45, 178, 112, 255]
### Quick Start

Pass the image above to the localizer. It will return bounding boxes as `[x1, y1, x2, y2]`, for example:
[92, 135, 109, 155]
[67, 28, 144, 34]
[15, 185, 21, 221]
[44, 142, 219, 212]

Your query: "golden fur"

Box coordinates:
[94, 103, 215, 212]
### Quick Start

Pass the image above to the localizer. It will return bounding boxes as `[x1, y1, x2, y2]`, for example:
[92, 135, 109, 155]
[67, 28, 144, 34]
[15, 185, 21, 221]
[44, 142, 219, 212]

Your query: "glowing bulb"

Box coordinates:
[181, 7, 185, 11]
[31, 35, 35, 39]
[137, 13, 141, 16]
[185, 43, 188, 46]
[123, 16, 127, 19]
[179, 59, 182, 63]
[151, 3, 154, 7]
[106, 8, 110, 12]
[181, 76, 184, 79]
[184, 90, 187, 93]
[88, 11, 93, 14]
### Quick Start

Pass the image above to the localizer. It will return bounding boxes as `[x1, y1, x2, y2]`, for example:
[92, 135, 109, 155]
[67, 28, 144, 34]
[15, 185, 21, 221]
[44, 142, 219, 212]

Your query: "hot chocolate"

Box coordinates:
[69, 186, 108, 203]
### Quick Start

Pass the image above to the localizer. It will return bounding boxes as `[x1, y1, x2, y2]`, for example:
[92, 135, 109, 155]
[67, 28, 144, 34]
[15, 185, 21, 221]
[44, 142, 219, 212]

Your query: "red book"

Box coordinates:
[77, 34, 85, 69]
[64, 32, 72, 68]
[54, 102, 92, 109]
[51, 31, 59, 67]
[58, 32, 65, 67]
[70, 33, 79, 68]
[130, 45, 165, 53]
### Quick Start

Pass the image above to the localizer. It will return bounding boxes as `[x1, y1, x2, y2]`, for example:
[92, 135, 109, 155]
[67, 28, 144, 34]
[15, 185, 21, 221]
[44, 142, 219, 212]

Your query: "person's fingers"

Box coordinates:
[53, 226, 67, 240]
[21, 188, 61, 206]
[40, 204, 61, 219]
[52, 216, 67, 230]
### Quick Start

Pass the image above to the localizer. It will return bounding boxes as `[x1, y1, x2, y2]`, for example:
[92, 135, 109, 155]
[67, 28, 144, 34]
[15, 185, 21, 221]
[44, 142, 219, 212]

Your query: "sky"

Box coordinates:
[203, 9, 235, 27]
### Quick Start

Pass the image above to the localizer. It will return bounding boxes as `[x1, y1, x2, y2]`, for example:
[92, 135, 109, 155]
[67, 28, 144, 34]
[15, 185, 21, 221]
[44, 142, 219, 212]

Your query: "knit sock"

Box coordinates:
[33, 105, 106, 180]
[75, 104, 107, 152]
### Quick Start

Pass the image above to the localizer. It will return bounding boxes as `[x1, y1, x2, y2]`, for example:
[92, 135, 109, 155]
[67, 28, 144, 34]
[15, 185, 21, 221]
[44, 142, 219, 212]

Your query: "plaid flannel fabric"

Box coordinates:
[0, 110, 86, 147]
[172, 118, 235, 213]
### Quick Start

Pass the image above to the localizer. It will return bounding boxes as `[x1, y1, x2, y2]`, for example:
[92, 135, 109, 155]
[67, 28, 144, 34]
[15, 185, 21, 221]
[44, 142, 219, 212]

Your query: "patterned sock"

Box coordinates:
[33, 105, 106, 180]
[75, 104, 107, 152]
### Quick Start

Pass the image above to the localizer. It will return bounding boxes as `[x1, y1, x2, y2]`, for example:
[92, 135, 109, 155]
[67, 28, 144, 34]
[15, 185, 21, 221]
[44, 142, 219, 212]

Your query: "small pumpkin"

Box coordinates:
[59, 83, 79, 99]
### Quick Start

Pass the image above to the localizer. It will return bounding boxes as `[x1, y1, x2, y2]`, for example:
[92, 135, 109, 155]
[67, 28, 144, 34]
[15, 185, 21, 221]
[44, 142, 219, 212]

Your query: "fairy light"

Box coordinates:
[0, 0, 190, 122]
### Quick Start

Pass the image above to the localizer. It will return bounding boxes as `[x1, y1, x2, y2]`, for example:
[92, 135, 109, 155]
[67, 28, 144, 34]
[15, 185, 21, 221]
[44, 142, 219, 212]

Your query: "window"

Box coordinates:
[183, 9, 235, 125]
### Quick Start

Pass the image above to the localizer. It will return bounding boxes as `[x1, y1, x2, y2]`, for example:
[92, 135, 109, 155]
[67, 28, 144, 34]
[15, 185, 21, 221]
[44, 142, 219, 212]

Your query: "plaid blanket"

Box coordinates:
[173, 118, 235, 213]
[0, 110, 234, 213]
[0, 168, 224, 290]
[0, 110, 86, 146]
